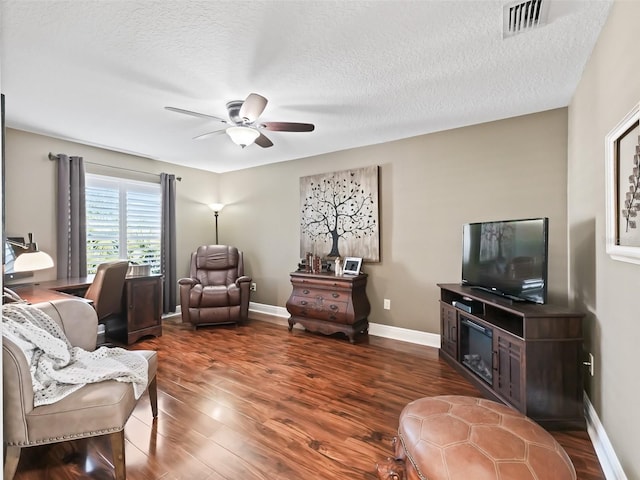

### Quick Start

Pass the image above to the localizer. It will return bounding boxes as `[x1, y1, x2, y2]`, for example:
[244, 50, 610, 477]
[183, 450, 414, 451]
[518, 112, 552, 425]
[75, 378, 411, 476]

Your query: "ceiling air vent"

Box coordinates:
[503, 0, 547, 38]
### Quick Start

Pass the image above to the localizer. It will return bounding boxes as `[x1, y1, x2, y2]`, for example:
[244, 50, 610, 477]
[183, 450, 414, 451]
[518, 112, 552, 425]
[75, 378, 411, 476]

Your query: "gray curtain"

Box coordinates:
[161, 173, 177, 313]
[56, 155, 87, 279]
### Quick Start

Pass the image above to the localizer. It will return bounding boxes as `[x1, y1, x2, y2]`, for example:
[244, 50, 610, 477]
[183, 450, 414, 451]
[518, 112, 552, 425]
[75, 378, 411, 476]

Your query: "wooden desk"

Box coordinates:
[37, 276, 96, 293]
[9, 284, 89, 304]
[11, 275, 163, 345]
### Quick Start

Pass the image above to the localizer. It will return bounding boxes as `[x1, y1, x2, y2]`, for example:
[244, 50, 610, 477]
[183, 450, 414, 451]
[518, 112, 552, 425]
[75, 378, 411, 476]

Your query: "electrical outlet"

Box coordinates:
[588, 353, 594, 376]
[250, 282, 257, 292]
[383, 298, 391, 310]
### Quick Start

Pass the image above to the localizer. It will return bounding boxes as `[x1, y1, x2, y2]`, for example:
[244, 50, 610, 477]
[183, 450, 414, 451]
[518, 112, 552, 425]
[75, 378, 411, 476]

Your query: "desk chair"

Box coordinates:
[85, 261, 129, 338]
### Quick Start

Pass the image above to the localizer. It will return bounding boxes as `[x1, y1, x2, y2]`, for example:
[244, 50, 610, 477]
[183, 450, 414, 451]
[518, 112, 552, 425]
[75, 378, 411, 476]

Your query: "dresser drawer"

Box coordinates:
[288, 296, 350, 324]
[292, 287, 350, 303]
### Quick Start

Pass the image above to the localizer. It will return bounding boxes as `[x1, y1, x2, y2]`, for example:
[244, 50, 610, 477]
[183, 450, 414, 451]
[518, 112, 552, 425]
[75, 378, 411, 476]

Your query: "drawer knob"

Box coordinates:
[303, 289, 310, 294]
[329, 304, 338, 310]
[300, 300, 308, 306]
[332, 293, 339, 298]
[329, 315, 337, 321]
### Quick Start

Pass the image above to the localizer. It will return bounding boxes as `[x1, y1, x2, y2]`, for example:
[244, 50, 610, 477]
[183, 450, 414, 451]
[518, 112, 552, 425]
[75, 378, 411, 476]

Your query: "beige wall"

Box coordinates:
[568, 1, 640, 478]
[3, 128, 221, 287]
[5, 108, 569, 334]
[221, 108, 570, 334]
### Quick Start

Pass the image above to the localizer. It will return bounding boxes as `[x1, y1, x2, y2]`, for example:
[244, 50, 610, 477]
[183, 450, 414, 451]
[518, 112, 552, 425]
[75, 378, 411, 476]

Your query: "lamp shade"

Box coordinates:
[226, 126, 259, 148]
[14, 250, 54, 272]
[208, 203, 225, 213]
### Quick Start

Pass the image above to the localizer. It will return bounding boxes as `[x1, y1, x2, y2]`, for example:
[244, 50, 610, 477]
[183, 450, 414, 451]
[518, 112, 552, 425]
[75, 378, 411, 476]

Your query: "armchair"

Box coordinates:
[178, 245, 252, 328]
[2, 298, 158, 480]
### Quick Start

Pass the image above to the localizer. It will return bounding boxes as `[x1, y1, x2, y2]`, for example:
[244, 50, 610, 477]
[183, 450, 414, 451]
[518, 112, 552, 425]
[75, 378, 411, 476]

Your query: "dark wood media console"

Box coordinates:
[437, 283, 585, 430]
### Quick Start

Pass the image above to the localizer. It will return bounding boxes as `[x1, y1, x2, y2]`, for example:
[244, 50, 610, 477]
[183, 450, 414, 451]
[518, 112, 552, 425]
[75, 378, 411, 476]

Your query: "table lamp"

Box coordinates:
[7, 233, 54, 272]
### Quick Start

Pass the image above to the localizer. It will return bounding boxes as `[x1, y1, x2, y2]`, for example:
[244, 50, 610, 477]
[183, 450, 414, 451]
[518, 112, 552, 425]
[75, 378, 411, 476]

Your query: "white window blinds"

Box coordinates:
[85, 174, 161, 275]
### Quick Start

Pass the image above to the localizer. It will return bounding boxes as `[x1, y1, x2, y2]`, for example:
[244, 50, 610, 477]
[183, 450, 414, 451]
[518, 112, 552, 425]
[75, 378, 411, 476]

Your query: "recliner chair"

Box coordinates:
[178, 245, 252, 328]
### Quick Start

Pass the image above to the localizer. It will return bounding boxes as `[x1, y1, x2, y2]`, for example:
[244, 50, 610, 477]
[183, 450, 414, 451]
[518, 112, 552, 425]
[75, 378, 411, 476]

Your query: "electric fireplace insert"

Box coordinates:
[459, 316, 493, 385]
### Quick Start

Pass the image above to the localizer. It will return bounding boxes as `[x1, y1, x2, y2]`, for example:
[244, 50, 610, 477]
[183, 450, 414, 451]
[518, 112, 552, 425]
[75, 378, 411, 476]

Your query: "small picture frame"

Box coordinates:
[343, 257, 363, 275]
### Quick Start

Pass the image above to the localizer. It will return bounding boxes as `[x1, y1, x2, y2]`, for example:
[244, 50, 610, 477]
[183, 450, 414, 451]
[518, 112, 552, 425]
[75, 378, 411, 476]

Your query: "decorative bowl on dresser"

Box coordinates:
[286, 271, 371, 343]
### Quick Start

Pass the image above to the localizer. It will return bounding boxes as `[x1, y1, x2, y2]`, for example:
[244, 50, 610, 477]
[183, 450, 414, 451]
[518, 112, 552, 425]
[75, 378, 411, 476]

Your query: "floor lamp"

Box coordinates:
[208, 203, 225, 244]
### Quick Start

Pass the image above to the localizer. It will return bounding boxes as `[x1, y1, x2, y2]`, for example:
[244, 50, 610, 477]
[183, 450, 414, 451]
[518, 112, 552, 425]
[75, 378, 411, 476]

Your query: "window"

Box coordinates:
[85, 174, 161, 275]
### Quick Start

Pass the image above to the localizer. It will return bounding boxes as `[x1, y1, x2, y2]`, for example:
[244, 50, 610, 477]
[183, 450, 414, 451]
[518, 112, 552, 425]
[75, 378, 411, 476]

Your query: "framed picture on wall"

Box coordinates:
[605, 102, 640, 264]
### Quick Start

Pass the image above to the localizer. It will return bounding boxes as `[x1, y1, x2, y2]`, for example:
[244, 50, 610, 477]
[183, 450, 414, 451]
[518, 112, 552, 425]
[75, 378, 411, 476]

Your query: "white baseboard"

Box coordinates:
[170, 301, 440, 349]
[248, 302, 303, 329]
[584, 394, 627, 480]
[248, 302, 289, 321]
[162, 306, 181, 321]
[248, 302, 440, 348]
[368, 322, 440, 348]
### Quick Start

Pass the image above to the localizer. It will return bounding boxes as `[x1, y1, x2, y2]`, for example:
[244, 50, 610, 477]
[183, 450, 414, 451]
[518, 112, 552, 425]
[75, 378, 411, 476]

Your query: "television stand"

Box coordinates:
[438, 283, 585, 430]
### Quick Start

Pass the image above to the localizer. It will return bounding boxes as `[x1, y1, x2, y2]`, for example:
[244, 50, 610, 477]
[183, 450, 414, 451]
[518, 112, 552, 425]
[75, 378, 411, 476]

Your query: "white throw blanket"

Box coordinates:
[2, 303, 148, 407]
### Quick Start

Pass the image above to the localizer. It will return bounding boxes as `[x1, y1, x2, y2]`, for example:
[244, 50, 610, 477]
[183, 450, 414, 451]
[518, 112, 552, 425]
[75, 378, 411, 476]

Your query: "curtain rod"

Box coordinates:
[48, 152, 182, 181]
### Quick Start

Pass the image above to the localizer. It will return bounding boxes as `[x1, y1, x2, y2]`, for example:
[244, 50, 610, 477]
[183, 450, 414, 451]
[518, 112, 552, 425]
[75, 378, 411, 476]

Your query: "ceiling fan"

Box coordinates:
[165, 93, 315, 149]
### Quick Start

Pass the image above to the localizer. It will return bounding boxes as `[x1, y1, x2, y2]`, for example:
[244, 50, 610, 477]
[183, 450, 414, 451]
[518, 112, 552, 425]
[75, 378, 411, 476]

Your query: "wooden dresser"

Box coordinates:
[286, 271, 370, 343]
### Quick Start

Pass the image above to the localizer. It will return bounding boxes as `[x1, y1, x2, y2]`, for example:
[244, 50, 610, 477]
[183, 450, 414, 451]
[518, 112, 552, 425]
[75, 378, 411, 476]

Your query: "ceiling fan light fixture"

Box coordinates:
[168, 93, 313, 149]
[226, 126, 259, 148]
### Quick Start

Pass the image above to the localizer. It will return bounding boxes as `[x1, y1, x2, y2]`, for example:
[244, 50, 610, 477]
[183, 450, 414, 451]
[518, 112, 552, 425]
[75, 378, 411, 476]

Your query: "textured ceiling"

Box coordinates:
[0, 1, 611, 173]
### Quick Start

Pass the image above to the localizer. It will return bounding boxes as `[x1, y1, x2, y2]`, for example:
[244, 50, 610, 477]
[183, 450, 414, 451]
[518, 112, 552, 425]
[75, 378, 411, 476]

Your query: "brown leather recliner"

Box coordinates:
[178, 245, 252, 328]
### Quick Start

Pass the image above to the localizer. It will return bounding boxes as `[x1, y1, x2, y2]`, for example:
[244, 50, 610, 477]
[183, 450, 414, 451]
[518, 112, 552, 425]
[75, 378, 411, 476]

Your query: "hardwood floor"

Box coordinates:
[12, 318, 605, 480]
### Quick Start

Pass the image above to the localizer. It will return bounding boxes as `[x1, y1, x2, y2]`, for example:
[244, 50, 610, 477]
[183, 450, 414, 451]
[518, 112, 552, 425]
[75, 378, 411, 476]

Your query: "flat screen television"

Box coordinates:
[461, 217, 549, 304]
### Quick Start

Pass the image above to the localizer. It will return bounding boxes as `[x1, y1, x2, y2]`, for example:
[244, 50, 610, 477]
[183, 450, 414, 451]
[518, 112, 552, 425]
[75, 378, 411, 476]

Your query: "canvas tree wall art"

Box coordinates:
[300, 166, 379, 262]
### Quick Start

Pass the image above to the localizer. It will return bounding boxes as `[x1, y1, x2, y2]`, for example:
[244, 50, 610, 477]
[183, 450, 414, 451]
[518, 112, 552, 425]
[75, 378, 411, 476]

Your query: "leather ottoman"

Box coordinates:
[377, 395, 576, 480]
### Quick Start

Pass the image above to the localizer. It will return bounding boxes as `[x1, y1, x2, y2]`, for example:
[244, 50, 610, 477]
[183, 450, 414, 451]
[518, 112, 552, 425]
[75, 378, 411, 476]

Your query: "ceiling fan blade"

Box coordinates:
[239, 93, 268, 122]
[192, 130, 227, 140]
[254, 133, 274, 148]
[165, 106, 228, 123]
[260, 122, 315, 132]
